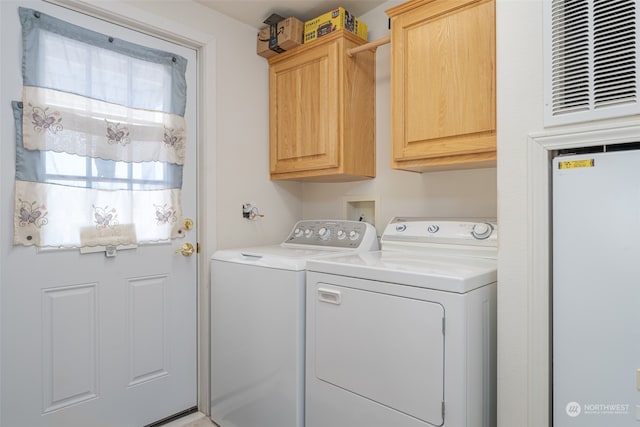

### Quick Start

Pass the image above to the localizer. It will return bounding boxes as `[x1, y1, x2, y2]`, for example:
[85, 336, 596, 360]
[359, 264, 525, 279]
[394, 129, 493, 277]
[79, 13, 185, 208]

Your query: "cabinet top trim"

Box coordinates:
[386, 0, 487, 18]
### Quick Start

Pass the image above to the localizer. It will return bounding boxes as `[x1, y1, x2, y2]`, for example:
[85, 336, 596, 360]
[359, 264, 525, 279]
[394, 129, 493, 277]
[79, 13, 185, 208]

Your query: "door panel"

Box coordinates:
[390, 0, 496, 167]
[0, 2, 198, 426]
[128, 275, 169, 387]
[269, 42, 340, 173]
[553, 151, 640, 427]
[405, 1, 495, 144]
[42, 284, 99, 413]
[313, 283, 445, 425]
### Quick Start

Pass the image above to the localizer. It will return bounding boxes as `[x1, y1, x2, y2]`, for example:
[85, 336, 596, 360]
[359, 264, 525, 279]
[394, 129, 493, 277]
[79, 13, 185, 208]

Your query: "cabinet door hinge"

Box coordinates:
[196, 242, 201, 254]
[442, 401, 445, 419]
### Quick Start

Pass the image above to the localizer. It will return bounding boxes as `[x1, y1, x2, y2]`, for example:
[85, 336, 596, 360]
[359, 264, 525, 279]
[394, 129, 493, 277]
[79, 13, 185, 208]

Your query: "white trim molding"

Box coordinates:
[527, 120, 640, 427]
[45, 0, 211, 47]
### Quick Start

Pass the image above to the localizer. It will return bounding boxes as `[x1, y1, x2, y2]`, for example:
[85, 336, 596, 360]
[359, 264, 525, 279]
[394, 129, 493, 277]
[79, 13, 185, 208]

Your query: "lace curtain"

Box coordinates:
[12, 7, 188, 248]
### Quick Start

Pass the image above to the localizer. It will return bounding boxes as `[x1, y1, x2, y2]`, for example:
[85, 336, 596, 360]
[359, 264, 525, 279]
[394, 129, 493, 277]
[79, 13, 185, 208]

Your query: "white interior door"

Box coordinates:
[553, 150, 640, 427]
[0, 2, 198, 426]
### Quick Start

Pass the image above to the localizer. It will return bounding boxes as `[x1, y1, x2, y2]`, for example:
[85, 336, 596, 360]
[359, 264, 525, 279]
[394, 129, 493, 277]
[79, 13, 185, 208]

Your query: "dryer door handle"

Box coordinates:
[318, 288, 341, 305]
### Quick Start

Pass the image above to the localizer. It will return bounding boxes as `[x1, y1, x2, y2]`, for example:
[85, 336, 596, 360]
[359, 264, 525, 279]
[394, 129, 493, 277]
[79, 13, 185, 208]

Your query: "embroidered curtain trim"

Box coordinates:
[13, 102, 184, 190]
[22, 86, 186, 165]
[15, 181, 183, 247]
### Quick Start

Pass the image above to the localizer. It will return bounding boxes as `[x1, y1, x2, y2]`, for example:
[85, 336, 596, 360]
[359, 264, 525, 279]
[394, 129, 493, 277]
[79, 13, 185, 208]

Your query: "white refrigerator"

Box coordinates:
[553, 148, 640, 426]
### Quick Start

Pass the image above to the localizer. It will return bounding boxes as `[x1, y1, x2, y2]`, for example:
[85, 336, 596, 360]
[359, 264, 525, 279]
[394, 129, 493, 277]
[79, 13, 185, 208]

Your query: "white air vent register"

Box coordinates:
[544, 0, 640, 126]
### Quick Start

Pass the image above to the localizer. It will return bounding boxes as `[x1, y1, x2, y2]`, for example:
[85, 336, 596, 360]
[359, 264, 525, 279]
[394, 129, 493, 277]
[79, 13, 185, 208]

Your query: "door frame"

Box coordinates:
[43, 0, 218, 415]
[524, 120, 640, 427]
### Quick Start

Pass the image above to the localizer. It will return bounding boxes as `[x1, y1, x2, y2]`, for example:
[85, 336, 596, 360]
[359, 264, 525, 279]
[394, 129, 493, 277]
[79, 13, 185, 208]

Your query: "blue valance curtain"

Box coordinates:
[13, 7, 188, 248]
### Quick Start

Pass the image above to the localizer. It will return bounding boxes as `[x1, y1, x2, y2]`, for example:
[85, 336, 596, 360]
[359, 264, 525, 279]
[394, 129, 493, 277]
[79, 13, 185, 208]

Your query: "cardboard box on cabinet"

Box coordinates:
[257, 17, 304, 58]
[304, 7, 368, 44]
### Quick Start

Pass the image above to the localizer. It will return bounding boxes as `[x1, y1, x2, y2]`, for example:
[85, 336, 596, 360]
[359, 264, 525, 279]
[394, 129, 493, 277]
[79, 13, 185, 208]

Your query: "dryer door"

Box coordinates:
[313, 282, 445, 425]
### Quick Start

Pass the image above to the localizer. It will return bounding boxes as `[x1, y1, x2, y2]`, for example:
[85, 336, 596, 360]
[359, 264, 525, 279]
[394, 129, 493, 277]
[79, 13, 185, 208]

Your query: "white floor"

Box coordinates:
[163, 412, 216, 427]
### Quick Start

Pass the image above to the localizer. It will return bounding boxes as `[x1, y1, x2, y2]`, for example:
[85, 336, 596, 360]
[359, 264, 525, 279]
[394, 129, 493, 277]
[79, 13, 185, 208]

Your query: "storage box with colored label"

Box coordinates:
[304, 7, 368, 43]
[257, 17, 304, 58]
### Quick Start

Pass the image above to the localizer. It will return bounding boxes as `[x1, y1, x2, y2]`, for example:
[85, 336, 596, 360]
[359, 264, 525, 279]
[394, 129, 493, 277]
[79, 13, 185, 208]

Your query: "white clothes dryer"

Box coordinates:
[305, 218, 497, 427]
[210, 220, 378, 427]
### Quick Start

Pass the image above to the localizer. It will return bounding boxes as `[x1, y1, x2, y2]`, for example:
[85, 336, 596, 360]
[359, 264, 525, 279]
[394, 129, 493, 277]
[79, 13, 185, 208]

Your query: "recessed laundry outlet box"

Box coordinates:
[343, 195, 378, 228]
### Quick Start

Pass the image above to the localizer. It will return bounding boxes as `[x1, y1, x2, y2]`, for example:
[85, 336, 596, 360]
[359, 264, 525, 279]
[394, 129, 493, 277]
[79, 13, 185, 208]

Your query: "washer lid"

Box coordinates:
[306, 251, 497, 293]
[212, 244, 359, 271]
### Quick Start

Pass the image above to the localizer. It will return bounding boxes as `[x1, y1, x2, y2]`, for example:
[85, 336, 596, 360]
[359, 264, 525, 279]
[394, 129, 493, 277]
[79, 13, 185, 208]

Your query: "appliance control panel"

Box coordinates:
[382, 217, 498, 247]
[283, 220, 378, 250]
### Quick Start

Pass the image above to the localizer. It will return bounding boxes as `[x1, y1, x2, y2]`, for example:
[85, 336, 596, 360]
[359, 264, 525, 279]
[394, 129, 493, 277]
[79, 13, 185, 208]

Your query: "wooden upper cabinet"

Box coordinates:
[268, 30, 376, 181]
[387, 0, 496, 172]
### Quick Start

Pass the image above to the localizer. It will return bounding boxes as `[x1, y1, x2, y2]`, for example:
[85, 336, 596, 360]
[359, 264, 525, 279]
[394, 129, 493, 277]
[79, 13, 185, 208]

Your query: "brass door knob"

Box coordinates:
[175, 242, 195, 257]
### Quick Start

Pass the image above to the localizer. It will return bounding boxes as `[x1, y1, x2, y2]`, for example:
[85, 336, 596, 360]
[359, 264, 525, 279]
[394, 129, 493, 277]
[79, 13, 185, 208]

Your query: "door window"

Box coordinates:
[13, 7, 188, 248]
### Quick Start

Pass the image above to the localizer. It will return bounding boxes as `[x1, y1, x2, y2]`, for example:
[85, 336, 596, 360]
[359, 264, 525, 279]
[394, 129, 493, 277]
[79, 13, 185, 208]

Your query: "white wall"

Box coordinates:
[209, 10, 302, 249]
[132, 1, 303, 251]
[300, 1, 498, 235]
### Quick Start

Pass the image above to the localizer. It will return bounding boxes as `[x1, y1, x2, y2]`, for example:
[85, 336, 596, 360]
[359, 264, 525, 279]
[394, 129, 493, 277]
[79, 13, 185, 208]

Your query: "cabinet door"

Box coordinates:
[391, 0, 495, 165]
[270, 41, 340, 174]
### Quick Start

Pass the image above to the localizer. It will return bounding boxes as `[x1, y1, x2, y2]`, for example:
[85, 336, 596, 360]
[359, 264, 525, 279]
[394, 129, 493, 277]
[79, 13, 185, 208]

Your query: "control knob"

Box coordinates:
[337, 230, 347, 240]
[304, 229, 313, 238]
[293, 228, 303, 238]
[348, 230, 360, 241]
[318, 227, 331, 241]
[471, 223, 493, 240]
[427, 224, 440, 233]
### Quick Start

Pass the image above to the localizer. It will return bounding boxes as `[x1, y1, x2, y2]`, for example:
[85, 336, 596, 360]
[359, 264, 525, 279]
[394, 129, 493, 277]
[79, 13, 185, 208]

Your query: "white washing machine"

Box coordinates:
[305, 218, 497, 427]
[210, 220, 378, 427]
